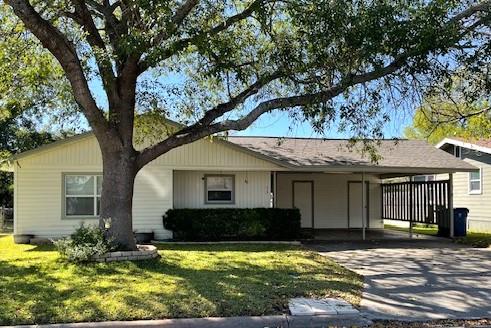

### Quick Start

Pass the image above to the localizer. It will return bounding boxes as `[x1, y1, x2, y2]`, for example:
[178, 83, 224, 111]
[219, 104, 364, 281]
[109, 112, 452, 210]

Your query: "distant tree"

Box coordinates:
[404, 24, 491, 144]
[404, 101, 491, 144]
[4, 1, 490, 249]
[0, 8, 71, 206]
[0, 124, 56, 207]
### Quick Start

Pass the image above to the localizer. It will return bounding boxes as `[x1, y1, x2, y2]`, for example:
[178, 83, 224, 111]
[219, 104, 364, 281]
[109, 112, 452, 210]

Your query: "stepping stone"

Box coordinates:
[289, 298, 359, 316]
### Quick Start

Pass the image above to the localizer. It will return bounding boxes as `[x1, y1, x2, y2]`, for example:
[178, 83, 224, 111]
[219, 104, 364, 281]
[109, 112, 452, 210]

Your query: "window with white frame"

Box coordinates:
[64, 174, 102, 217]
[468, 168, 482, 194]
[205, 175, 234, 203]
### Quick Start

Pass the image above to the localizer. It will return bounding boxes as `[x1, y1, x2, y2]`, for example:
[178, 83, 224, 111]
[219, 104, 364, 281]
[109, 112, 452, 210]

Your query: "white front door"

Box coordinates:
[348, 182, 369, 228]
[293, 181, 313, 228]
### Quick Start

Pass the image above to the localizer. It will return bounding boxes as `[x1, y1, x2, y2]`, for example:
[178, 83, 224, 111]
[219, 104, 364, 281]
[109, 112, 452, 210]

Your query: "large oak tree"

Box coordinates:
[4, 0, 490, 249]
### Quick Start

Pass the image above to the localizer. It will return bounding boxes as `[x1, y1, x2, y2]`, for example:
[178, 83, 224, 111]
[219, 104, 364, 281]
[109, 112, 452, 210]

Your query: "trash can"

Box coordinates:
[453, 208, 469, 237]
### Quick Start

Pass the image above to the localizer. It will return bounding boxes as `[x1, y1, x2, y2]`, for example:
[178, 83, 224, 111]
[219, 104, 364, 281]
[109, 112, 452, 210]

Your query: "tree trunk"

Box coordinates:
[99, 149, 138, 250]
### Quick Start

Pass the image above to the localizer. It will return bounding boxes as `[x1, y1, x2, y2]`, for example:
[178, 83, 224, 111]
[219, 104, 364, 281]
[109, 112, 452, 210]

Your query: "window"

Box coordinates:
[412, 175, 435, 182]
[468, 168, 482, 194]
[454, 146, 461, 158]
[64, 174, 102, 217]
[205, 175, 234, 204]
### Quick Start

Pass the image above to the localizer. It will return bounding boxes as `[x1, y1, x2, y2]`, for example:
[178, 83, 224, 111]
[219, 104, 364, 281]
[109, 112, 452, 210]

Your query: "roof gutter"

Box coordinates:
[276, 165, 477, 174]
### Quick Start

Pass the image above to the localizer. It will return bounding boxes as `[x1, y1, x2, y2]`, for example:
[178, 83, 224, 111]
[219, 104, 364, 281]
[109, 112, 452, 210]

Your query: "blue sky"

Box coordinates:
[232, 110, 413, 138]
[88, 78, 415, 139]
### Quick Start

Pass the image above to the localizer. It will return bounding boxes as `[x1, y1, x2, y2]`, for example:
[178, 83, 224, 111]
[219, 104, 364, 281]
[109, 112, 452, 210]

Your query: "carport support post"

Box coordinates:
[409, 183, 413, 239]
[449, 173, 454, 238]
[362, 172, 366, 241]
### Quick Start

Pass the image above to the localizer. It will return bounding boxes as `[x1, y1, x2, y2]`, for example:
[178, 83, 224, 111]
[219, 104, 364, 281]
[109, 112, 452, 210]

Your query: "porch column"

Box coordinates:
[449, 173, 454, 238]
[362, 172, 366, 240]
[409, 181, 413, 239]
[272, 171, 277, 208]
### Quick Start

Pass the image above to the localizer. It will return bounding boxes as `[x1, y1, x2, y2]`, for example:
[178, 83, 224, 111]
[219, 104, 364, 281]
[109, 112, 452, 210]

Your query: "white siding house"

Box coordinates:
[437, 138, 491, 232]
[13, 134, 279, 240]
[9, 132, 475, 240]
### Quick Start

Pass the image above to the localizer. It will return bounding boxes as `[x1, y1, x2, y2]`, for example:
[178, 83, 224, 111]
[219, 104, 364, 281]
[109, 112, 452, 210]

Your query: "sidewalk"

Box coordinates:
[3, 314, 372, 328]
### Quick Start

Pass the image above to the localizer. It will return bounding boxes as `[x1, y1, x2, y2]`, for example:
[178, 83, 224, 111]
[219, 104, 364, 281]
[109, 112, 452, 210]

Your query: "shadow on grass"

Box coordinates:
[91, 261, 359, 319]
[0, 242, 362, 325]
[0, 259, 107, 325]
[77, 247, 360, 317]
[25, 244, 56, 252]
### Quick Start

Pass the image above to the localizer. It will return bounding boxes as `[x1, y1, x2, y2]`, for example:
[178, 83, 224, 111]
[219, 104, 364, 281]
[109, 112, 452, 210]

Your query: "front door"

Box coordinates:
[293, 181, 313, 228]
[348, 182, 369, 228]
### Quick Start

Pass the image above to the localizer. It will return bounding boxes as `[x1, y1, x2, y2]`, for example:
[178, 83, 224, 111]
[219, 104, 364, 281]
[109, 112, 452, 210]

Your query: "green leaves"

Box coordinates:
[0, 5, 75, 123]
[5, 0, 490, 148]
[404, 100, 491, 144]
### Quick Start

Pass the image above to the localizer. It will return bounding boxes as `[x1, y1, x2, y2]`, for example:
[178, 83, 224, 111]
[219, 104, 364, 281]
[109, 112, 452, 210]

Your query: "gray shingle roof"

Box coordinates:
[226, 137, 476, 172]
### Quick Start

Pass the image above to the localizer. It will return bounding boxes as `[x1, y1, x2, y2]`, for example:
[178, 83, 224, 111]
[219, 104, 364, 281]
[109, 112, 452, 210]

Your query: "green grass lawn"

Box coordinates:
[0, 235, 362, 325]
[454, 232, 491, 248]
[384, 224, 439, 236]
[384, 224, 491, 248]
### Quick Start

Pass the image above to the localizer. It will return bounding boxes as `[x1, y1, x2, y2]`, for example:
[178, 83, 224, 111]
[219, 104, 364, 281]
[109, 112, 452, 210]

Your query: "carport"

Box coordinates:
[228, 137, 477, 240]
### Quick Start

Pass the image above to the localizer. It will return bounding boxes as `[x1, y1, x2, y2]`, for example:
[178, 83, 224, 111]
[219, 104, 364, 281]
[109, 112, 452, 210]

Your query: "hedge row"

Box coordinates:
[162, 208, 301, 241]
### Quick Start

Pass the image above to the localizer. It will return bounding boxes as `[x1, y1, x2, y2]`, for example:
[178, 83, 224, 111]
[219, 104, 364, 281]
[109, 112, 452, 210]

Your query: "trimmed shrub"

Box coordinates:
[53, 224, 115, 263]
[162, 208, 301, 241]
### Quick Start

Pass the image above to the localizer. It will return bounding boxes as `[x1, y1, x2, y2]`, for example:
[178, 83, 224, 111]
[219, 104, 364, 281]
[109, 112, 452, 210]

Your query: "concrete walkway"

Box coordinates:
[2, 314, 371, 328]
[309, 228, 442, 241]
[310, 239, 491, 320]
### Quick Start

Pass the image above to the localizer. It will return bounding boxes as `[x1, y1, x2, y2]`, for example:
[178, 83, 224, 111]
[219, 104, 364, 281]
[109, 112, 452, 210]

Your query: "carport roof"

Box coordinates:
[226, 137, 476, 174]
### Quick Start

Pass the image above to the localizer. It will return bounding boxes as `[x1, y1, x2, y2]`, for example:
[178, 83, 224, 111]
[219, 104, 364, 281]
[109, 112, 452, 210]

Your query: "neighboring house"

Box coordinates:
[437, 138, 491, 232]
[9, 132, 474, 240]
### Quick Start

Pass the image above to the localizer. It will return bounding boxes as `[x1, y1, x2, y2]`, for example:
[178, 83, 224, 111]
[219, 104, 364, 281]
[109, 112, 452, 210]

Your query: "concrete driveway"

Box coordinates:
[310, 239, 491, 320]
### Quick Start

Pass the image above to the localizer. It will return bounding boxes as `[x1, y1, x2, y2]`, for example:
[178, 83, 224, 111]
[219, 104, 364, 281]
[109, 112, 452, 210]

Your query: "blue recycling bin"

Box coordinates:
[454, 208, 469, 237]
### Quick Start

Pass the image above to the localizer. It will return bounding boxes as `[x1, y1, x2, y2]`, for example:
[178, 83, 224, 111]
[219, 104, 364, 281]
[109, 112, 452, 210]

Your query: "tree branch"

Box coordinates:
[70, 1, 119, 106]
[138, 0, 264, 73]
[172, 0, 199, 26]
[6, 0, 119, 148]
[85, 0, 126, 57]
[449, 1, 491, 23]
[136, 55, 409, 168]
[151, 0, 199, 46]
[176, 71, 284, 135]
[424, 106, 490, 139]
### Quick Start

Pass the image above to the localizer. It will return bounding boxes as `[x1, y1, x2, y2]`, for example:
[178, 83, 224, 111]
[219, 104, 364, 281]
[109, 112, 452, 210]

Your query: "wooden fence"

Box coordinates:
[381, 180, 450, 225]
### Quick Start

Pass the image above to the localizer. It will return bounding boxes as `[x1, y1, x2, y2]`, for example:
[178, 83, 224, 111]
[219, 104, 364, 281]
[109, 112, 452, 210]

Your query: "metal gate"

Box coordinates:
[382, 180, 450, 225]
